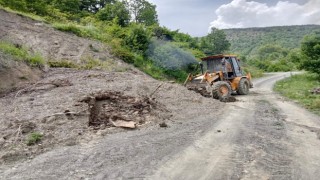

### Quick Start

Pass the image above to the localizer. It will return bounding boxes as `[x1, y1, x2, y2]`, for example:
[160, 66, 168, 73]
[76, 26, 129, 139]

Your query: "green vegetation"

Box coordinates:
[0, 41, 45, 67]
[225, 25, 320, 57]
[242, 65, 264, 78]
[26, 132, 43, 146]
[274, 73, 320, 115]
[0, 0, 235, 82]
[224, 25, 320, 72]
[48, 60, 78, 68]
[4, 0, 317, 80]
[200, 28, 231, 55]
[300, 31, 320, 75]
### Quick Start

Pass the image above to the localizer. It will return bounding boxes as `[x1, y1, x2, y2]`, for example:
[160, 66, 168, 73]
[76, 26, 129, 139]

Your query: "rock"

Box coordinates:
[21, 122, 36, 134]
[159, 122, 168, 128]
[110, 120, 136, 129]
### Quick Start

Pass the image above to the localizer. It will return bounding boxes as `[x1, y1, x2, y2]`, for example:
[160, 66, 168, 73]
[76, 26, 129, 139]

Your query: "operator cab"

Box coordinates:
[200, 54, 243, 79]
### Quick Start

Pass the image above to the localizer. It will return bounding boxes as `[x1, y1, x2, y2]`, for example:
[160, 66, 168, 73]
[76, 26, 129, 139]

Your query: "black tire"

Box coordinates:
[237, 78, 250, 95]
[211, 81, 232, 100]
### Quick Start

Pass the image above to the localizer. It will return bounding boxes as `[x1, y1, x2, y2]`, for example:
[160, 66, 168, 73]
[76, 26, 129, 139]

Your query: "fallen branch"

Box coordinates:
[150, 83, 163, 97]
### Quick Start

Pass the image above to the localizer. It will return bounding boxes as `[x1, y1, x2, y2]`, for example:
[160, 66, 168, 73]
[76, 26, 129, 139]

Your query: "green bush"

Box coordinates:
[300, 31, 320, 75]
[0, 41, 45, 67]
[125, 24, 151, 54]
[110, 39, 135, 63]
[0, 41, 28, 60]
[48, 60, 78, 68]
[81, 57, 101, 69]
[26, 132, 43, 146]
[27, 53, 45, 67]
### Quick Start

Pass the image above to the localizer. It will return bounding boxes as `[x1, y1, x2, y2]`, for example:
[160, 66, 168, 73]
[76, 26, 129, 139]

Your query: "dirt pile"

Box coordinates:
[0, 8, 225, 165]
[186, 83, 238, 102]
[186, 83, 211, 98]
[81, 91, 166, 129]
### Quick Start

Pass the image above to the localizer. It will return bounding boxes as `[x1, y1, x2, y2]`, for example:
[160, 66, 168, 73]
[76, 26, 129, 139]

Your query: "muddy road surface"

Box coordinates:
[1, 72, 320, 180]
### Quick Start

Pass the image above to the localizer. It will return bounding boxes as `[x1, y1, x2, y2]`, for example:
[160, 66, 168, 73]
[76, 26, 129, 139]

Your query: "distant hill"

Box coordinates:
[224, 25, 320, 57]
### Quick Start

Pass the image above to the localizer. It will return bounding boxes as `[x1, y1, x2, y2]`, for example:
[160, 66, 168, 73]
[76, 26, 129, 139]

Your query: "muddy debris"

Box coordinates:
[50, 79, 73, 87]
[81, 91, 164, 129]
[220, 96, 237, 103]
[186, 84, 238, 102]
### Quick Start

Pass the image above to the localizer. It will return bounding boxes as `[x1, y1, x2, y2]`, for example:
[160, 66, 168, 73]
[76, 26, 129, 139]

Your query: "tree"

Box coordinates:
[200, 28, 230, 55]
[0, 0, 27, 11]
[80, 0, 114, 13]
[96, 1, 130, 27]
[125, 24, 151, 54]
[300, 31, 320, 75]
[125, 0, 158, 26]
[257, 44, 288, 60]
[53, 0, 81, 14]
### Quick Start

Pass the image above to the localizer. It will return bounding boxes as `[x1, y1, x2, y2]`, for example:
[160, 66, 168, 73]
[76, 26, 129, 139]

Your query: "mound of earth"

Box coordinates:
[81, 91, 167, 129]
[0, 68, 224, 164]
[0, 8, 224, 165]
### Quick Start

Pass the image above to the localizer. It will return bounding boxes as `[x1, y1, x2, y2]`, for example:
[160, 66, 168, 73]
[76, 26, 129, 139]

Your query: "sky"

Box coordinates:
[148, 0, 320, 37]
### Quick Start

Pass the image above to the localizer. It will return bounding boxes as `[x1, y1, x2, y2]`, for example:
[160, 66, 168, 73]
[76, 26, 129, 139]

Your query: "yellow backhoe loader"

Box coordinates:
[184, 54, 253, 100]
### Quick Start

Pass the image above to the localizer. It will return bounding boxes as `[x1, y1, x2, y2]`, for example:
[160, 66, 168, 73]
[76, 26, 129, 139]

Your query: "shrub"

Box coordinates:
[26, 132, 43, 146]
[0, 41, 28, 60]
[48, 60, 78, 68]
[27, 53, 45, 67]
[81, 57, 101, 69]
[0, 41, 45, 67]
[125, 24, 151, 54]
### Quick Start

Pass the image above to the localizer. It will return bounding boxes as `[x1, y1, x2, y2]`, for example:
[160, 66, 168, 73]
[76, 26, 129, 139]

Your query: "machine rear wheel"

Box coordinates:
[211, 81, 232, 100]
[237, 78, 249, 95]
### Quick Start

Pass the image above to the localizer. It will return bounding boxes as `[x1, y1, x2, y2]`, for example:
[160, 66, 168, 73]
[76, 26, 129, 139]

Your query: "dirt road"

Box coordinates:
[1, 72, 320, 179]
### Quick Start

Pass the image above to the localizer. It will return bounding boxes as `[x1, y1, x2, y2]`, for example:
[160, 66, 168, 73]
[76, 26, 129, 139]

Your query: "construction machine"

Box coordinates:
[184, 54, 253, 100]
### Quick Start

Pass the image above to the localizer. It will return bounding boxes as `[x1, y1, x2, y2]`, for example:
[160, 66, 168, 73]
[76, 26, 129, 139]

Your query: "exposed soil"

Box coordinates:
[81, 91, 168, 128]
[0, 8, 224, 165]
[0, 52, 42, 96]
[1, 73, 319, 180]
[0, 68, 223, 164]
[0, 8, 131, 71]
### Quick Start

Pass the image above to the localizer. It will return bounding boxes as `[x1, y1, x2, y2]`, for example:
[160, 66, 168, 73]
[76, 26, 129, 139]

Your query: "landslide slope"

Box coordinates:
[0, 9, 224, 164]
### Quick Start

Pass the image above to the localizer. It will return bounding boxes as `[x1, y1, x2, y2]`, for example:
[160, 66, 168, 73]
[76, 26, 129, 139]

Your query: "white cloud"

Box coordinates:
[210, 0, 320, 30]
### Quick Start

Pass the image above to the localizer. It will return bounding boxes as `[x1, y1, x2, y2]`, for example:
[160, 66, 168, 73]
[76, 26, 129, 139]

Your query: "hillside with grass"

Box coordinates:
[224, 25, 320, 57]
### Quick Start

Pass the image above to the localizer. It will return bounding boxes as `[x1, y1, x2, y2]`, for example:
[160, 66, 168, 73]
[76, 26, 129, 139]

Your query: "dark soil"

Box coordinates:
[81, 91, 167, 128]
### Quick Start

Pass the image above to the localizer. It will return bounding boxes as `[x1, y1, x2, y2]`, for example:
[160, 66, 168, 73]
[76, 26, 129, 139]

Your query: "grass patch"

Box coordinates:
[0, 41, 45, 67]
[26, 132, 43, 146]
[0, 6, 46, 22]
[52, 23, 111, 42]
[274, 73, 320, 115]
[48, 60, 78, 68]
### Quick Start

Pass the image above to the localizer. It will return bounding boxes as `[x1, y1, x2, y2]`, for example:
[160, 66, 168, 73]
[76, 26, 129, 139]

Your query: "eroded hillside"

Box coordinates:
[0, 8, 223, 164]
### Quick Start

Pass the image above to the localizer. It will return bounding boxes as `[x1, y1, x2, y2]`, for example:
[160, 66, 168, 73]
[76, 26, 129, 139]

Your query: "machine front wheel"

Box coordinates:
[237, 78, 250, 95]
[211, 81, 232, 100]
